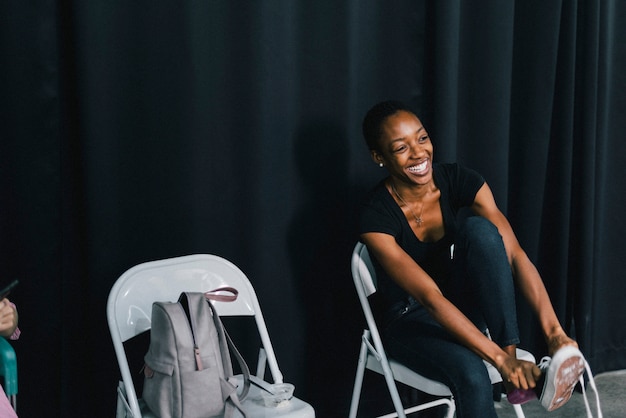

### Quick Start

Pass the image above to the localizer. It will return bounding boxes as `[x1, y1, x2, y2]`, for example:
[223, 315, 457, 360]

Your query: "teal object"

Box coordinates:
[0, 337, 17, 401]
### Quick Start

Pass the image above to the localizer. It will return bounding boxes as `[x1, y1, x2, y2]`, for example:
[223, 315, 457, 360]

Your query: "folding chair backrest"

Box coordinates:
[351, 242, 381, 329]
[108, 254, 263, 343]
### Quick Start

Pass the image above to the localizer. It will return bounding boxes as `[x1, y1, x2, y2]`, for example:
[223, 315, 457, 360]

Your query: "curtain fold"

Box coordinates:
[576, 0, 626, 372]
[2, 1, 625, 416]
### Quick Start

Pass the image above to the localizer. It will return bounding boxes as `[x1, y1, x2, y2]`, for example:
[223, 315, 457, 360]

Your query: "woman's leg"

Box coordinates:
[384, 309, 498, 418]
[450, 216, 520, 348]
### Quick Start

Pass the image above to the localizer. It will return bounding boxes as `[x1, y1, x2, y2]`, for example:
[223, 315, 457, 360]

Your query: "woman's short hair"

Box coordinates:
[362, 100, 415, 151]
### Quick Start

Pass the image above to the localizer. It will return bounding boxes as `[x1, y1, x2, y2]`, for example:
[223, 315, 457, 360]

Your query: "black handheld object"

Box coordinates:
[0, 279, 19, 299]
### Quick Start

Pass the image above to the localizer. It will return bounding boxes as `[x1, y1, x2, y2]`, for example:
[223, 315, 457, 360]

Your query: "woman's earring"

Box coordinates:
[379, 162, 384, 167]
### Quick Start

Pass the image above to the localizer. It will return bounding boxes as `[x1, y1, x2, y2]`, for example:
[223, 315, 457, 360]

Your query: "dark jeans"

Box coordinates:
[382, 216, 520, 418]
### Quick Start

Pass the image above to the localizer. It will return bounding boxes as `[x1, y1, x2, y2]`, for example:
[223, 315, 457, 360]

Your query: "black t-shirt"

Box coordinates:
[359, 162, 485, 312]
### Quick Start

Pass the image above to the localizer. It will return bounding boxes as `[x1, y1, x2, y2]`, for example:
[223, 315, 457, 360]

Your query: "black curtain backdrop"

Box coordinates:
[2, 1, 625, 416]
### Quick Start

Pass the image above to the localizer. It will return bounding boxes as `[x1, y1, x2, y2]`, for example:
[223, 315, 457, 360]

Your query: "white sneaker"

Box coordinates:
[537, 346, 586, 411]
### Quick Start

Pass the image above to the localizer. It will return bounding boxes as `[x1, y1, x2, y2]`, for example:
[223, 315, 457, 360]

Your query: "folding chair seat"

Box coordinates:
[349, 242, 534, 418]
[107, 254, 315, 417]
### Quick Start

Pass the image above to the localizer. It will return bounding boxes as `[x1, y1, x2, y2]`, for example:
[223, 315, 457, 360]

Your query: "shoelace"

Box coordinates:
[580, 359, 603, 418]
[538, 356, 551, 371]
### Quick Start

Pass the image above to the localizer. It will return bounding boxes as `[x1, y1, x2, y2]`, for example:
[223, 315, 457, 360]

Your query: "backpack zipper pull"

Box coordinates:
[194, 346, 204, 371]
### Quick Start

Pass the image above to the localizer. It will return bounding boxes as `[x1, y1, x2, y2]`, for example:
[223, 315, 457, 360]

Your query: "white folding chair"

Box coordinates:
[349, 242, 534, 418]
[107, 254, 315, 417]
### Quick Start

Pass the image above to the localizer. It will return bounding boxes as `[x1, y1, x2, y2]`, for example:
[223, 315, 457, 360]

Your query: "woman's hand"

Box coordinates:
[497, 355, 542, 390]
[0, 299, 18, 338]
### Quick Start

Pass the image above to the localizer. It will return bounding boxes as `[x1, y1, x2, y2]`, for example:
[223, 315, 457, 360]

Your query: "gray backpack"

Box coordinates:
[142, 290, 251, 418]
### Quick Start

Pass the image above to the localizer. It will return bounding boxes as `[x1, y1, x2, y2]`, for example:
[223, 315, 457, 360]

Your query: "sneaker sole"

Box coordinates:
[540, 347, 586, 411]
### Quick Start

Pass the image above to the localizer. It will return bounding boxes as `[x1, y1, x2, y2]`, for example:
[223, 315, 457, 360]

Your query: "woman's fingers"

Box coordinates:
[505, 359, 541, 390]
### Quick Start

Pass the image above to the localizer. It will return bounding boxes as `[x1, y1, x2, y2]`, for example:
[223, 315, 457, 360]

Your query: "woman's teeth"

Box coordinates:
[408, 161, 428, 174]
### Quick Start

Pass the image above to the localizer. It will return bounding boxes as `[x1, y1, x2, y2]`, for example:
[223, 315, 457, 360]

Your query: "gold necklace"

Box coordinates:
[391, 181, 424, 227]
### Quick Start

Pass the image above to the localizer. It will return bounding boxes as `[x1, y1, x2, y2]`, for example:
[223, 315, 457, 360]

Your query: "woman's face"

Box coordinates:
[371, 110, 434, 186]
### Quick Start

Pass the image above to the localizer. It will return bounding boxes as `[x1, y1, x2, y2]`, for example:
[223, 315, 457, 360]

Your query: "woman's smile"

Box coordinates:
[407, 159, 430, 176]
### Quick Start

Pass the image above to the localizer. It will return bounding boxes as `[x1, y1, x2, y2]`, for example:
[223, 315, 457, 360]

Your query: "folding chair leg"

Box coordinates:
[512, 403, 526, 418]
[376, 398, 454, 418]
[348, 335, 369, 418]
[444, 399, 455, 418]
[256, 347, 267, 378]
[116, 381, 133, 418]
[350, 329, 455, 418]
[379, 362, 408, 418]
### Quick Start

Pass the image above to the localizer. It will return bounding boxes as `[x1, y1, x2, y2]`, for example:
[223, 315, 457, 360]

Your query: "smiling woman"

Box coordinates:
[367, 107, 441, 241]
[358, 100, 587, 418]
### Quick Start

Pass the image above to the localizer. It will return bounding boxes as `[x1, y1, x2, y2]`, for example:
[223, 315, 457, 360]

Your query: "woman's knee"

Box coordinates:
[459, 216, 504, 250]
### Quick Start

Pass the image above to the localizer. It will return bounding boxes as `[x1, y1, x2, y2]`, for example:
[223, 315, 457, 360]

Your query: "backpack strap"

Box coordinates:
[204, 288, 251, 415]
[224, 328, 251, 400]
